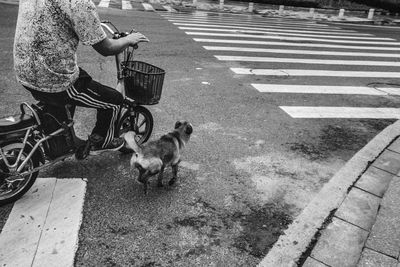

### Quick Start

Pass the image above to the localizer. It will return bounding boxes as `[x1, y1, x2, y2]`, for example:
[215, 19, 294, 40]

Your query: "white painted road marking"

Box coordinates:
[142, 3, 155, 11]
[164, 18, 348, 31]
[205, 46, 400, 58]
[251, 84, 392, 95]
[231, 68, 400, 78]
[172, 22, 371, 36]
[280, 107, 400, 119]
[98, 0, 110, 7]
[122, 0, 133, 9]
[0, 178, 86, 266]
[163, 5, 176, 12]
[193, 38, 400, 51]
[179, 27, 392, 40]
[165, 12, 400, 120]
[186, 32, 400, 45]
[378, 87, 400, 95]
[161, 15, 334, 28]
[216, 56, 400, 67]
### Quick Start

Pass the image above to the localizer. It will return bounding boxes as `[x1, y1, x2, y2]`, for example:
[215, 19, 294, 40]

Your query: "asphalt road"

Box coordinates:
[1, 3, 400, 266]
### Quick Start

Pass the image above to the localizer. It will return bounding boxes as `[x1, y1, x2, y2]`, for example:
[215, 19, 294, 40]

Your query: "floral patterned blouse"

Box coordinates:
[14, 0, 106, 93]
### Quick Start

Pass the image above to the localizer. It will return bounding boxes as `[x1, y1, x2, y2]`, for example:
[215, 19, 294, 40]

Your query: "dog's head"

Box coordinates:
[174, 120, 193, 145]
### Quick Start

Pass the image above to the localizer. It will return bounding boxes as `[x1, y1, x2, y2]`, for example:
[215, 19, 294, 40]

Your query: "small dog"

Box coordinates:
[124, 120, 193, 194]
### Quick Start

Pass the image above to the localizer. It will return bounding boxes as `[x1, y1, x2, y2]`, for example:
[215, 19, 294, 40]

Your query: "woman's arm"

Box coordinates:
[92, 32, 149, 56]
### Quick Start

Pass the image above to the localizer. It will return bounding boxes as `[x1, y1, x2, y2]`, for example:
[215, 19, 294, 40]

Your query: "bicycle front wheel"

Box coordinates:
[117, 106, 153, 153]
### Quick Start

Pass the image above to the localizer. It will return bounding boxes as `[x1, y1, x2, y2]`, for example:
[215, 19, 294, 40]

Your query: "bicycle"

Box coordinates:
[0, 21, 165, 206]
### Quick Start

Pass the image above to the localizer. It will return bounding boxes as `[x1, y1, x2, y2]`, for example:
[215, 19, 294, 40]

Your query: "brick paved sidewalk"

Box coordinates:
[302, 138, 400, 267]
[259, 120, 400, 267]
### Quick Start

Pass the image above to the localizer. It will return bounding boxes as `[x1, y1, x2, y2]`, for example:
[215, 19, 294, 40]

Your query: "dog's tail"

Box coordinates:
[123, 131, 142, 155]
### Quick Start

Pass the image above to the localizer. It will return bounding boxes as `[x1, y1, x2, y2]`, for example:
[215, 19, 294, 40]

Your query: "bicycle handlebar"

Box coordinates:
[101, 20, 120, 35]
[100, 20, 138, 39]
[100, 20, 139, 79]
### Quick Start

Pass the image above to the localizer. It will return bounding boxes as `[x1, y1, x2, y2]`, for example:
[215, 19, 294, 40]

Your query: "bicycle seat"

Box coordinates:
[0, 114, 36, 134]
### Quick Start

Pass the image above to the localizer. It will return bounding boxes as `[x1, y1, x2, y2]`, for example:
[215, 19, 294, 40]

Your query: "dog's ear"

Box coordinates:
[185, 124, 193, 135]
[175, 121, 182, 129]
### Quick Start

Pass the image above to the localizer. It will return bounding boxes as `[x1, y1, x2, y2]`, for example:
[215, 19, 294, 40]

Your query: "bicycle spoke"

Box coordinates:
[138, 119, 146, 128]
[0, 183, 12, 195]
[0, 148, 32, 198]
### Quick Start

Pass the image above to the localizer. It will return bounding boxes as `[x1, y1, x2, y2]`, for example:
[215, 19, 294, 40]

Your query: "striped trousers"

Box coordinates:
[26, 68, 124, 148]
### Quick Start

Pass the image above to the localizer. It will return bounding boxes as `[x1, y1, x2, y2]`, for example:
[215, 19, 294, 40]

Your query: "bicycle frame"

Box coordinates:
[3, 23, 142, 179]
[101, 21, 129, 98]
[1, 20, 157, 206]
[0, 103, 75, 179]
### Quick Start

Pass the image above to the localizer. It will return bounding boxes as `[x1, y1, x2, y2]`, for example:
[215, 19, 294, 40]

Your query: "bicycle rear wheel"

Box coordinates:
[117, 106, 153, 153]
[0, 142, 40, 206]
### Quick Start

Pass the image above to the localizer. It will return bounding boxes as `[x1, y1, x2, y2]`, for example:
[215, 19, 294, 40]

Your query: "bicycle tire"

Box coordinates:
[116, 106, 153, 154]
[0, 141, 40, 206]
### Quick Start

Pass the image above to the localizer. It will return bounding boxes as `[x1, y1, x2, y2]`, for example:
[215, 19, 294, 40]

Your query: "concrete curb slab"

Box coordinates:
[0, 0, 18, 5]
[258, 120, 400, 267]
[0, 178, 87, 267]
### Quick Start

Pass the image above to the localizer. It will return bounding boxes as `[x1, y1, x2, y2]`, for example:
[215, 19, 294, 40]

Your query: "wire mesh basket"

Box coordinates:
[122, 61, 165, 105]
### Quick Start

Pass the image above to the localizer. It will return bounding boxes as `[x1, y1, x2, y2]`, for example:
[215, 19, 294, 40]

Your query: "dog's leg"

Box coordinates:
[143, 174, 150, 195]
[138, 169, 146, 183]
[138, 170, 151, 195]
[169, 163, 179, 186]
[157, 166, 165, 187]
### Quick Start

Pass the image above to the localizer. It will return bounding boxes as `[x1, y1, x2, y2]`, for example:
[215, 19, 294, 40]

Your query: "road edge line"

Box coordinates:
[258, 119, 400, 267]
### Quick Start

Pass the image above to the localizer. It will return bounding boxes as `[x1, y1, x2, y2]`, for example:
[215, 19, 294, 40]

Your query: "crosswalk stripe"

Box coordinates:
[122, 0, 133, 9]
[163, 5, 176, 12]
[166, 13, 320, 23]
[186, 32, 400, 45]
[172, 23, 373, 36]
[142, 3, 155, 11]
[179, 27, 391, 40]
[378, 87, 400, 95]
[162, 17, 340, 30]
[280, 106, 400, 119]
[164, 12, 400, 121]
[231, 68, 400, 78]
[165, 18, 349, 32]
[98, 0, 110, 7]
[251, 84, 390, 95]
[161, 14, 331, 27]
[162, 12, 317, 20]
[0, 178, 86, 266]
[206, 46, 400, 58]
[215, 56, 400, 66]
[193, 38, 400, 51]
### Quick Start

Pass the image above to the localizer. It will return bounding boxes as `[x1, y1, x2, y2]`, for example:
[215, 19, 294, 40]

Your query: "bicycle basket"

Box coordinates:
[122, 61, 165, 105]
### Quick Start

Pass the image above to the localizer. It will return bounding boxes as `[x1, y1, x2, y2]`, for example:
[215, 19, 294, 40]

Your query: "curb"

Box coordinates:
[0, 0, 18, 5]
[258, 119, 400, 267]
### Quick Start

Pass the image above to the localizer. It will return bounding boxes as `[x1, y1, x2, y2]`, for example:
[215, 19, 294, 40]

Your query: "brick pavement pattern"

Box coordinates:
[303, 137, 400, 267]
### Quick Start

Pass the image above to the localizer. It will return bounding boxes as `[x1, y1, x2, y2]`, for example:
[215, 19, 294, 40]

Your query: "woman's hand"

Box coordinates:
[126, 32, 149, 47]
[92, 31, 149, 56]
